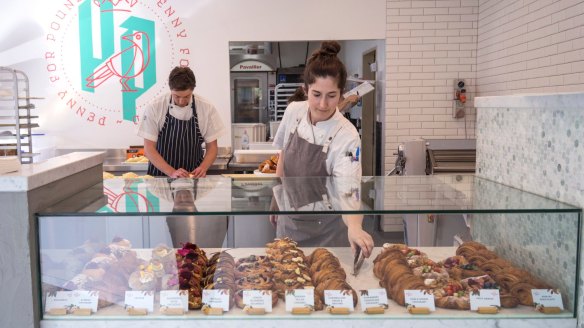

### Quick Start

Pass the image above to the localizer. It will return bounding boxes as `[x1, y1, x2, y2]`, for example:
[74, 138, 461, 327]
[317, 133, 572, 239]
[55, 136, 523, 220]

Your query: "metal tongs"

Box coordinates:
[352, 245, 365, 276]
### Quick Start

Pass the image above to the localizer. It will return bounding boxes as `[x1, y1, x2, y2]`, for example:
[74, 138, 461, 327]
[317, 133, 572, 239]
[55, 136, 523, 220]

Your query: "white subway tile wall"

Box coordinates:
[386, 0, 479, 168]
[477, 0, 584, 96]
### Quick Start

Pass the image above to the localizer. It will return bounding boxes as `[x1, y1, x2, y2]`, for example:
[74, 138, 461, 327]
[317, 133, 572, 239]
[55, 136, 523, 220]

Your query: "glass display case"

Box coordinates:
[36, 175, 581, 323]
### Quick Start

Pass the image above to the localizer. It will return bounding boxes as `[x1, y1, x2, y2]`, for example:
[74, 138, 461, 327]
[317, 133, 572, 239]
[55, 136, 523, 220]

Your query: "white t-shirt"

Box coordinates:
[272, 101, 361, 177]
[138, 93, 225, 143]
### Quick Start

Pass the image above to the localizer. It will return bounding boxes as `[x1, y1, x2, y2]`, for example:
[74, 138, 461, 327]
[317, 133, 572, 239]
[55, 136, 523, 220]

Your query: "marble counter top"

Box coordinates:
[0, 152, 105, 192]
[475, 92, 584, 109]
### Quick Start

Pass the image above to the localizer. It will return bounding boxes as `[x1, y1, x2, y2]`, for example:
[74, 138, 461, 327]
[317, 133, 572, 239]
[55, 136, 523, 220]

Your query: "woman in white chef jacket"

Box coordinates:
[272, 41, 374, 258]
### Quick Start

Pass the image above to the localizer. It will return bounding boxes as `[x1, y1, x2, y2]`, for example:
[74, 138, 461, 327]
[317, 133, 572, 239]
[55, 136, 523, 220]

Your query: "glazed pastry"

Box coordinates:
[434, 293, 471, 310]
[460, 274, 498, 291]
[448, 263, 486, 280]
[235, 253, 277, 309]
[439, 256, 468, 269]
[176, 243, 206, 309]
[412, 265, 449, 284]
[151, 244, 176, 272]
[128, 267, 156, 291]
[161, 274, 179, 290]
[204, 251, 236, 309]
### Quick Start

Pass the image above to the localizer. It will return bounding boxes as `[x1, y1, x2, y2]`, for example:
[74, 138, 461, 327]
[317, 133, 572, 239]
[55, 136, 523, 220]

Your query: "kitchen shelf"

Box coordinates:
[0, 67, 39, 163]
[272, 82, 302, 121]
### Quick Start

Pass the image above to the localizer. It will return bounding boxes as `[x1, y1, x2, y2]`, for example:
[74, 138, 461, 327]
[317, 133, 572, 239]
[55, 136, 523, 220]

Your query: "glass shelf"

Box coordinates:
[38, 174, 580, 217]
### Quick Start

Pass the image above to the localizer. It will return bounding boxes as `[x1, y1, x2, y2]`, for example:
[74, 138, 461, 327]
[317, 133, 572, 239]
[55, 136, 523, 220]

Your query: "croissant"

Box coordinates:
[308, 248, 331, 264]
[500, 290, 520, 308]
[270, 154, 279, 165]
[313, 269, 346, 286]
[258, 155, 278, 173]
[510, 282, 536, 306]
[315, 278, 358, 307]
[494, 269, 526, 290]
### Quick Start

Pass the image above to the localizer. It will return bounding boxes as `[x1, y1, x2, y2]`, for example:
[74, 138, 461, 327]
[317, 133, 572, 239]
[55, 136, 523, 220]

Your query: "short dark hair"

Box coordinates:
[168, 66, 196, 91]
[303, 41, 347, 92]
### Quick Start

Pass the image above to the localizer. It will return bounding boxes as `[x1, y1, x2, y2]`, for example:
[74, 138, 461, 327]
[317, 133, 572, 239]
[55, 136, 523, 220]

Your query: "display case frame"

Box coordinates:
[36, 174, 582, 327]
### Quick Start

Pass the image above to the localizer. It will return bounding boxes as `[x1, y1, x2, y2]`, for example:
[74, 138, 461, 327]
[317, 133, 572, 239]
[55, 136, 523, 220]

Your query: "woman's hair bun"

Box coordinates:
[318, 41, 341, 57]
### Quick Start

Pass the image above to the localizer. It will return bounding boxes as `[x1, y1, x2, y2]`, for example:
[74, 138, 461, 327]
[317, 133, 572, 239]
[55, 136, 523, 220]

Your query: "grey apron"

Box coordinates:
[277, 109, 348, 247]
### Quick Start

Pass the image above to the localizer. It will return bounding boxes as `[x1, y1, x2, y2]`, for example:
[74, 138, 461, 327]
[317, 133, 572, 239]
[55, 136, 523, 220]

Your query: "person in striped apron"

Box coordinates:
[138, 66, 226, 246]
[138, 66, 225, 178]
[272, 41, 374, 258]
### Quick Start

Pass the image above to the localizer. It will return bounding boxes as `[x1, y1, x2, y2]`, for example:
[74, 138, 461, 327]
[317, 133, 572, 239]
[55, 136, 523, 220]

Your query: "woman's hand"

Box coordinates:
[347, 226, 374, 258]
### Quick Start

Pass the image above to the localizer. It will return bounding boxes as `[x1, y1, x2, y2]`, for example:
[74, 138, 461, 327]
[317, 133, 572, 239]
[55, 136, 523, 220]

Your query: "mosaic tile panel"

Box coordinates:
[476, 106, 583, 207]
[475, 97, 584, 325]
[471, 212, 578, 311]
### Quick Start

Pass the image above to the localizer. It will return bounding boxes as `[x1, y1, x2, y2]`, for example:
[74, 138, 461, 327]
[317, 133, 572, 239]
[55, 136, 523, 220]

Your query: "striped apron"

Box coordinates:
[147, 96, 204, 176]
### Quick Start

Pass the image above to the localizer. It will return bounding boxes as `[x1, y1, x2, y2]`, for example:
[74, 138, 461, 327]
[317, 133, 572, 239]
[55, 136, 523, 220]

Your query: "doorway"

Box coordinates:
[361, 49, 377, 176]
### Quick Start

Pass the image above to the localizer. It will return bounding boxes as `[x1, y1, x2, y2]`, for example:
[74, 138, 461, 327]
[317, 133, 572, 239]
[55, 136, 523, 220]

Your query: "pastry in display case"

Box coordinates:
[36, 175, 580, 325]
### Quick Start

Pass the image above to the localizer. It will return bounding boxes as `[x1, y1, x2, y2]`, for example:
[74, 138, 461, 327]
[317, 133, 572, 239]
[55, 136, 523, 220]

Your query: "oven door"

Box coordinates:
[230, 72, 268, 124]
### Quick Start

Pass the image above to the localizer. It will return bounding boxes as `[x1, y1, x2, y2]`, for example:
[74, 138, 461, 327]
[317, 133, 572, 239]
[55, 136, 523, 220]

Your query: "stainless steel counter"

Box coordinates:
[103, 156, 230, 172]
[56, 148, 233, 174]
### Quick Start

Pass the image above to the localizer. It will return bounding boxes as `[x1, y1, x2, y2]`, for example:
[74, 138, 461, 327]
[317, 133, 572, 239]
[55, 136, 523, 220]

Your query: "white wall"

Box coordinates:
[477, 0, 584, 96]
[385, 0, 479, 166]
[0, 0, 386, 150]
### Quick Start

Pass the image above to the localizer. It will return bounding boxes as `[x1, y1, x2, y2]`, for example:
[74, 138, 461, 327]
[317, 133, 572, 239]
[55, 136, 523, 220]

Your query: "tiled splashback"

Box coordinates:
[475, 93, 584, 320]
[471, 211, 578, 310]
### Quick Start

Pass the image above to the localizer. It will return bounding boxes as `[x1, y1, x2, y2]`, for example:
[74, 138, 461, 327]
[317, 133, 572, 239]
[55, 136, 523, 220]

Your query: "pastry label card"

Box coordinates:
[324, 290, 355, 311]
[202, 289, 230, 311]
[45, 290, 99, 313]
[359, 289, 389, 311]
[532, 289, 564, 310]
[404, 290, 435, 312]
[470, 289, 501, 311]
[285, 289, 315, 312]
[124, 291, 154, 313]
[242, 290, 272, 312]
[160, 290, 189, 312]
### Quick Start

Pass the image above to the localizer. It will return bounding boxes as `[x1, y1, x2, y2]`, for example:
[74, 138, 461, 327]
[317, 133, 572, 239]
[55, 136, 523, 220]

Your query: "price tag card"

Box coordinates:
[404, 290, 435, 312]
[324, 290, 355, 311]
[285, 289, 315, 312]
[359, 289, 388, 311]
[202, 289, 231, 311]
[45, 290, 99, 313]
[470, 289, 501, 311]
[124, 291, 154, 313]
[532, 289, 564, 310]
[160, 290, 189, 312]
[242, 290, 272, 312]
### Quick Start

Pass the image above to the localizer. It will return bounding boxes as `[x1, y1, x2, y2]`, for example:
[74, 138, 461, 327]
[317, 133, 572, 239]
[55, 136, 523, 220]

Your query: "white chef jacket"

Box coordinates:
[272, 101, 361, 177]
[138, 93, 225, 143]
